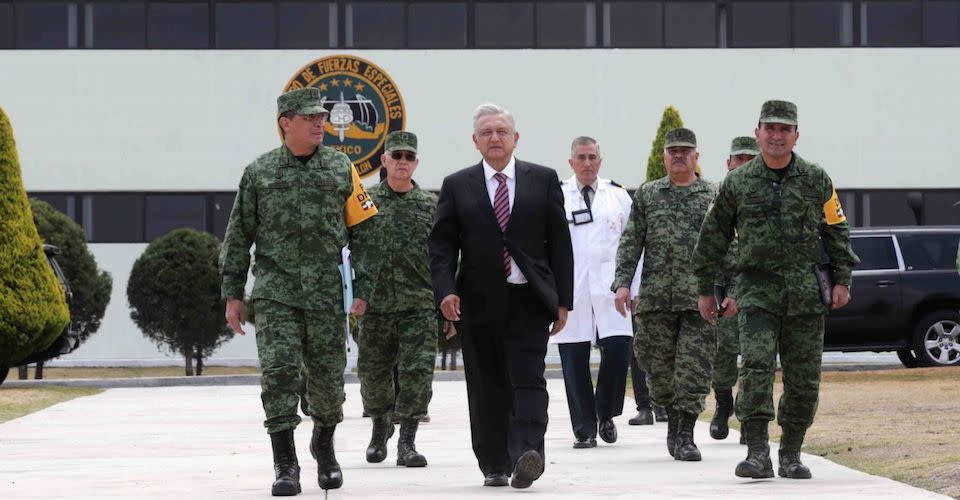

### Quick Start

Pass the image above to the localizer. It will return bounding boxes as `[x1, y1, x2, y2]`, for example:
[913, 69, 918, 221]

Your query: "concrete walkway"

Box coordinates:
[0, 380, 945, 499]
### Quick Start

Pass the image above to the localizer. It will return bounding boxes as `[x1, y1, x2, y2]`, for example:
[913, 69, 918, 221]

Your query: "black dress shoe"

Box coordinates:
[599, 418, 618, 444]
[628, 407, 654, 426]
[483, 472, 509, 487]
[510, 450, 544, 489]
[654, 405, 668, 422]
[573, 437, 597, 449]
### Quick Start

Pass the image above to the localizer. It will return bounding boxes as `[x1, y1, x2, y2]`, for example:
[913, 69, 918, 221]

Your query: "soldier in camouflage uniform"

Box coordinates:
[709, 136, 759, 444]
[612, 128, 717, 462]
[219, 87, 378, 495]
[693, 100, 858, 480]
[351, 131, 440, 468]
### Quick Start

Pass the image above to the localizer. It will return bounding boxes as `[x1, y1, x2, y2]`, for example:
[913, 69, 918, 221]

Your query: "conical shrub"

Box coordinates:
[0, 107, 70, 366]
[645, 106, 684, 182]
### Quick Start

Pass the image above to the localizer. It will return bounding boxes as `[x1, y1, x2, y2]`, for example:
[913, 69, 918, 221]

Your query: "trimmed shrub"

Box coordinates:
[30, 198, 112, 347]
[0, 107, 70, 366]
[127, 228, 233, 376]
[645, 106, 684, 182]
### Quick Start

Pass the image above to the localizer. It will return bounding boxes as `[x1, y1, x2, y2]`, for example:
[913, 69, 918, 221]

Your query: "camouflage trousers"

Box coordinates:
[357, 309, 437, 419]
[254, 299, 346, 433]
[712, 316, 740, 391]
[735, 308, 824, 429]
[634, 310, 716, 414]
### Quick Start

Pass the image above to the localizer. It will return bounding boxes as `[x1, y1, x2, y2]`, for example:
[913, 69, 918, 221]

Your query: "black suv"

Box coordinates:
[825, 227, 960, 368]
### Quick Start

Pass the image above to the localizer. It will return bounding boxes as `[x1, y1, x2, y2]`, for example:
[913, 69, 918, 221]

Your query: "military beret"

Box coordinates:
[277, 87, 328, 116]
[664, 128, 697, 149]
[759, 100, 797, 126]
[730, 136, 759, 156]
[384, 130, 417, 154]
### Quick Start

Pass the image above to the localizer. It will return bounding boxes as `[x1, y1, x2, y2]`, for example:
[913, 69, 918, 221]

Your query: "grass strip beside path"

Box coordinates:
[0, 386, 102, 424]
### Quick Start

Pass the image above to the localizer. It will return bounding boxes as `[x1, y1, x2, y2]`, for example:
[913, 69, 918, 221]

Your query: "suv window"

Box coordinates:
[897, 233, 960, 271]
[851, 236, 899, 271]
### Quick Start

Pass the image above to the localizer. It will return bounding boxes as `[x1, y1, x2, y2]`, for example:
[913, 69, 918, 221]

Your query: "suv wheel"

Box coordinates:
[896, 349, 920, 368]
[913, 311, 960, 367]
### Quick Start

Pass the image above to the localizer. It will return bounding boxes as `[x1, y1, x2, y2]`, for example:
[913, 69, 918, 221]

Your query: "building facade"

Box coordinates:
[2, 0, 958, 364]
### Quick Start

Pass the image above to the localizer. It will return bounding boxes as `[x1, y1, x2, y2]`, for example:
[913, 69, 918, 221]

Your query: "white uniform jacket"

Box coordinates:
[551, 176, 641, 344]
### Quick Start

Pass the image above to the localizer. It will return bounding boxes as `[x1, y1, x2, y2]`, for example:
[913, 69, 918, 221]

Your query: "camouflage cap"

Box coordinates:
[277, 87, 329, 116]
[384, 130, 417, 154]
[730, 136, 759, 156]
[758, 100, 797, 126]
[664, 128, 697, 149]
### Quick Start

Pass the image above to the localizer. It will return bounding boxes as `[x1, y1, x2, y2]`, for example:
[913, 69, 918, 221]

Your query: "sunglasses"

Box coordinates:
[390, 151, 417, 161]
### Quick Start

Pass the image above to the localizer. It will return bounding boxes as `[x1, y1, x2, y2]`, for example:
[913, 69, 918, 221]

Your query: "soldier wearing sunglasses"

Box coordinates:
[350, 131, 443, 470]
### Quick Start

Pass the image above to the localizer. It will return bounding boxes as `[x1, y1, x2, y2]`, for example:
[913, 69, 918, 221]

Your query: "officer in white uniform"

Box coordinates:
[551, 136, 640, 448]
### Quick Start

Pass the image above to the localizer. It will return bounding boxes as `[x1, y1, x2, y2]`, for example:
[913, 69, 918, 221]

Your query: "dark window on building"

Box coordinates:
[346, 2, 404, 48]
[898, 233, 960, 270]
[212, 194, 236, 240]
[537, 1, 595, 48]
[476, 2, 534, 48]
[86, 194, 144, 242]
[87, 2, 146, 48]
[664, 1, 716, 47]
[851, 236, 899, 270]
[794, 0, 854, 47]
[277, 2, 335, 49]
[922, 191, 960, 225]
[16, 1, 75, 48]
[408, 2, 466, 48]
[216, 2, 275, 48]
[730, 1, 790, 47]
[145, 194, 206, 241]
[863, 0, 923, 46]
[837, 190, 858, 227]
[865, 191, 917, 226]
[30, 193, 75, 222]
[924, 0, 960, 45]
[148, 2, 209, 48]
[603, 1, 662, 47]
[0, 3, 15, 48]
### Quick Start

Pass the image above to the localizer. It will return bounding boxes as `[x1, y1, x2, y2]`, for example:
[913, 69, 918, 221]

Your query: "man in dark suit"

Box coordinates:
[428, 103, 574, 489]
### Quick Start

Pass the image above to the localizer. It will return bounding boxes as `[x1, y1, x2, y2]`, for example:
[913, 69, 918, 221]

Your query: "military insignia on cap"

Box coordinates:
[284, 55, 406, 178]
[664, 128, 697, 148]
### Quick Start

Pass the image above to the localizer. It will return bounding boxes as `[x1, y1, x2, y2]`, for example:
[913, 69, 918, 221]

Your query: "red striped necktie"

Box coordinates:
[493, 172, 511, 277]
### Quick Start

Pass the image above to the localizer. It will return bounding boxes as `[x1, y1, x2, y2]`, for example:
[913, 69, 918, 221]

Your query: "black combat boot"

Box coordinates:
[365, 415, 395, 463]
[310, 425, 343, 489]
[778, 424, 812, 479]
[710, 388, 733, 440]
[735, 420, 774, 479]
[628, 405, 654, 426]
[396, 418, 428, 467]
[674, 412, 702, 461]
[665, 408, 679, 458]
[269, 429, 301, 496]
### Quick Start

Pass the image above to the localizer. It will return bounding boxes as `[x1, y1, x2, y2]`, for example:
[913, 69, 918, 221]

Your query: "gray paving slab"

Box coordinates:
[0, 380, 945, 499]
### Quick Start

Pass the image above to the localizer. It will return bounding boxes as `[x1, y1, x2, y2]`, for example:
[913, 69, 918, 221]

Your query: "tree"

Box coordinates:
[24, 199, 112, 378]
[645, 106, 684, 182]
[127, 229, 233, 376]
[0, 107, 70, 368]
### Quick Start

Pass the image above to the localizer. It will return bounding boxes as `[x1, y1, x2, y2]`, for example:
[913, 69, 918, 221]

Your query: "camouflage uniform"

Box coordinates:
[219, 88, 377, 434]
[612, 128, 717, 416]
[713, 239, 740, 391]
[352, 161, 438, 420]
[692, 102, 858, 467]
[713, 136, 759, 392]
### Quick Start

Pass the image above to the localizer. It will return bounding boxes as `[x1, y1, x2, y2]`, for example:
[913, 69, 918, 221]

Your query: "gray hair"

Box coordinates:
[570, 136, 600, 156]
[472, 103, 516, 132]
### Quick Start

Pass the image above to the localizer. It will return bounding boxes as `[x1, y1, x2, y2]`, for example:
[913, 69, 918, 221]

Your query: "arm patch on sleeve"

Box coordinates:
[823, 189, 846, 225]
[345, 165, 378, 227]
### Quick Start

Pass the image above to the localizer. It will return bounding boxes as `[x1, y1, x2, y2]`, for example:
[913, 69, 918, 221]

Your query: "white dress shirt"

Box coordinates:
[482, 156, 527, 284]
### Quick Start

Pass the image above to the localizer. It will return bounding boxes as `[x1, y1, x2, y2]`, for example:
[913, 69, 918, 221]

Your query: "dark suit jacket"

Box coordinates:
[428, 159, 574, 322]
